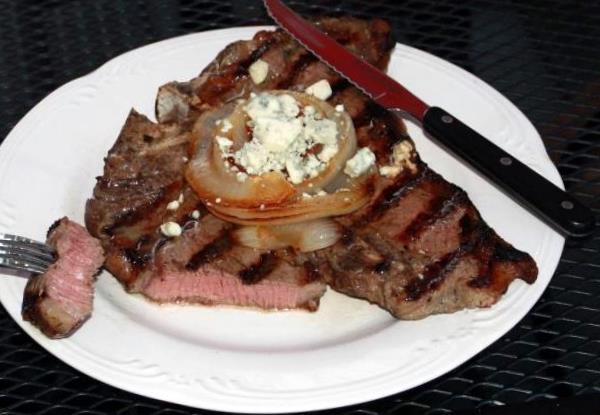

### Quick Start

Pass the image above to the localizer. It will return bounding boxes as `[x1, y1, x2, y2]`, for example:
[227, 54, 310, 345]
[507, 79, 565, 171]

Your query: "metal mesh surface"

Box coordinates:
[0, 0, 599, 413]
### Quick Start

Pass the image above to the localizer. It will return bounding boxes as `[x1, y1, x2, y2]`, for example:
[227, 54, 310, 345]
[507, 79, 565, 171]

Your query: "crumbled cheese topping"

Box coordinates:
[216, 136, 233, 154]
[248, 59, 269, 84]
[393, 140, 414, 164]
[160, 221, 182, 237]
[304, 116, 338, 161]
[379, 165, 402, 178]
[379, 140, 416, 177]
[166, 200, 180, 211]
[191, 210, 200, 219]
[306, 79, 332, 101]
[224, 92, 340, 185]
[245, 93, 299, 120]
[344, 147, 376, 178]
[335, 104, 344, 112]
[316, 140, 338, 163]
[285, 157, 305, 184]
[254, 116, 303, 153]
[178, 193, 184, 204]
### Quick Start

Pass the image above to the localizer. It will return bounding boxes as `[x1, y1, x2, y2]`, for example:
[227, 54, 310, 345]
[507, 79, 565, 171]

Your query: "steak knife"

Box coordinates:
[264, 0, 595, 238]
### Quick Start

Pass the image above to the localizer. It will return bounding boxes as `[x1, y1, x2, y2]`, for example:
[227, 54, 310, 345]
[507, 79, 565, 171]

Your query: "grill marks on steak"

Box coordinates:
[295, 62, 537, 319]
[156, 17, 394, 125]
[354, 167, 467, 257]
[85, 110, 190, 240]
[86, 17, 396, 312]
[85, 110, 198, 289]
[186, 229, 234, 270]
[85, 114, 326, 310]
[22, 218, 105, 338]
[318, 165, 537, 319]
[135, 215, 325, 310]
[86, 16, 537, 318]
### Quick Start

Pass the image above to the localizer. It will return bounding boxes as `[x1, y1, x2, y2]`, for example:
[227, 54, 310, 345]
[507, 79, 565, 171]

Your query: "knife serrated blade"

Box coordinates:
[264, 0, 428, 121]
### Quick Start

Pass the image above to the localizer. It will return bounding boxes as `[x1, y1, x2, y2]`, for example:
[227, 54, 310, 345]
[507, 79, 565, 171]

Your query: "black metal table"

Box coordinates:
[1, 0, 599, 414]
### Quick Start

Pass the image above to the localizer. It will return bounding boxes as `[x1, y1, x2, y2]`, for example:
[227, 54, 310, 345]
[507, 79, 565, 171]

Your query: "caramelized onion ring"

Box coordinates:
[208, 174, 372, 225]
[186, 90, 373, 225]
[185, 103, 295, 207]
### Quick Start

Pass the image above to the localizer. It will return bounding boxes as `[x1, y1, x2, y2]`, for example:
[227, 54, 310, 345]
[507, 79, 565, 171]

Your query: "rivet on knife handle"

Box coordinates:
[422, 107, 595, 238]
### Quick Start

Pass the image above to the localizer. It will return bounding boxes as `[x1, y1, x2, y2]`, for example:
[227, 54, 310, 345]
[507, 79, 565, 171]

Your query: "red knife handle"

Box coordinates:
[422, 106, 595, 238]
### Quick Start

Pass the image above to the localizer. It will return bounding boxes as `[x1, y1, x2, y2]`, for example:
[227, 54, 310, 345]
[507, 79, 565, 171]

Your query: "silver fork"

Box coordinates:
[0, 233, 55, 275]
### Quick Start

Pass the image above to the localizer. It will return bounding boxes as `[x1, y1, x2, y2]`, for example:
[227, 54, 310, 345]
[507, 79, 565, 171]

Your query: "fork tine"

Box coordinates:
[0, 257, 47, 274]
[0, 233, 55, 276]
[0, 247, 54, 267]
[0, 240, 55, 262]
[0, 233, 55, 259]
[0, 233, 54, 250]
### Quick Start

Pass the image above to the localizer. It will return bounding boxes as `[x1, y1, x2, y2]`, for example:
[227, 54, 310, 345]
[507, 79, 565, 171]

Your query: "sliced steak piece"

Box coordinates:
[144, 242, 325, 310]
[136, 214, 325, 310]
[22, 218, 105, 338]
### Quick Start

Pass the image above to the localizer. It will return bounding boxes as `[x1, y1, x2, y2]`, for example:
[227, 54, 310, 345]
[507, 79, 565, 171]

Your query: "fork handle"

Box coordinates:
[423, 107, 595, 238]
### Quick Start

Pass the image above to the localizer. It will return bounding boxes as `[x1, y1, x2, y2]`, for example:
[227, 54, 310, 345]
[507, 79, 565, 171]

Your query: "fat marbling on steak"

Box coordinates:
[85, 17, 537, 318]
[22, 218, 105, 338]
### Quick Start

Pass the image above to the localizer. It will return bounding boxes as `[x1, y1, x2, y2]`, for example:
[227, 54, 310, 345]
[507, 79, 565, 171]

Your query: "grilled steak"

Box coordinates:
[156, 17, 394, 125]
[141, 214, 324, 309]
[85, 110, 325, 310]
[85, 16, 537, 318]
[22, 218, 105, 338]
[313, 166, 537, 319]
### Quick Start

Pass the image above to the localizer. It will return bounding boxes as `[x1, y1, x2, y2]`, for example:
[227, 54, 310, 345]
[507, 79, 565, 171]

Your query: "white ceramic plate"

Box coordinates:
[0, 27, 564, 413]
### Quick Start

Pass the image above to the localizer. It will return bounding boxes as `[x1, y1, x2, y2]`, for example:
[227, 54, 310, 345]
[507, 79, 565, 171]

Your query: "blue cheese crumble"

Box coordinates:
[160, 221, 182, 237]
[248, 59, 269, 84]
[344, 147, 376, 178]
[379, 140, 416, 177]
[222, 92, 340, 185]
[306, 79, 333, 101]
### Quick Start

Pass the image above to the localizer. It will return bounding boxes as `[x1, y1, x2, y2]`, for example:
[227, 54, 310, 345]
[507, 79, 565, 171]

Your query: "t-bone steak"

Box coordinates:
[85, 17, 537, 318]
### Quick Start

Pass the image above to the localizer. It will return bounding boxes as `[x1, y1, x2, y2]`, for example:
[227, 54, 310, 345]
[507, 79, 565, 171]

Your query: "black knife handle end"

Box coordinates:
[423, 107, 596, 239]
